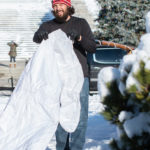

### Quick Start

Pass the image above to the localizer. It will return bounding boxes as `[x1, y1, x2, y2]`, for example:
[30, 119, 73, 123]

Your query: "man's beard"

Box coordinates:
[53, 9, 70, 23]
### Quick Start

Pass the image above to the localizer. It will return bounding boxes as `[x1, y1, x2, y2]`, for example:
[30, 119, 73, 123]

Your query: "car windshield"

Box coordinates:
[93, 48, 127, 64]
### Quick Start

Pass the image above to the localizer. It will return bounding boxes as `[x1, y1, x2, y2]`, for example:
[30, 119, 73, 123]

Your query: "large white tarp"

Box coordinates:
[0, 29, 84, 150]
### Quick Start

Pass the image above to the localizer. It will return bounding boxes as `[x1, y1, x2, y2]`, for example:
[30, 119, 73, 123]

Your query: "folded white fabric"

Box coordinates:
[0, 29, 84, 150]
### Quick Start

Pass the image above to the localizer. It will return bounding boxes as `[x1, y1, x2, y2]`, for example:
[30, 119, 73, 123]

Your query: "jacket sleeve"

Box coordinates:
[79, 19, 96, 53]
[33, 23, 45, 44]
[15, 43, 18, 47]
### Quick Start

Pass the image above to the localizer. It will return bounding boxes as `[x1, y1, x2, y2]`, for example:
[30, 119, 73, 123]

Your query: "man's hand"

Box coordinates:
[67, 31, 81, 42]
[33, 30, 49, 43]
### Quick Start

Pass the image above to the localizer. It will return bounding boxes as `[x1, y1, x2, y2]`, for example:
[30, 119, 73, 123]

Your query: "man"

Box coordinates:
[33, 0, 96, 149]
[7, 41, 18, 68]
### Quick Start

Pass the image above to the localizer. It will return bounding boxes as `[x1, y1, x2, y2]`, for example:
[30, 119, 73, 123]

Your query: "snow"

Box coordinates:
[125, 33, 150, 91]
[98, 67, 120, 100]
[123, 113, 150, 138]
[119, 111, 133, 123]
[119, 54, 136, 74]
[83, 0, 101, 19]
[0, 3, 51, 11]
[98, 67, 120, 84]
[145, 59, 150, 70]
[0, 0, 115, 149]
[88, 94, 104, 115]
[84, 112, 116, 150]
[126, 73, 140, 90]
[118, 31, 150, 93]
[45, 94, 117, 150]
[1, 0, 150, 148]
[118, 81, 126, 96]
[137, 33, 150, 53]
[0, 94, 116, 150]
[146, 11, 150, 33]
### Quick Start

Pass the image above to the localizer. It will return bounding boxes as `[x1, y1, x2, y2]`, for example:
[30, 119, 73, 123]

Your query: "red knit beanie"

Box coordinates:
[52, 0, 71, 7]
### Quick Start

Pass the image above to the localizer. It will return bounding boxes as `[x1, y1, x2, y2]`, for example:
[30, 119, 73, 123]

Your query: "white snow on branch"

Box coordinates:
[119, 111, 133, 122]
[98, 67, 120, 100]
[137, 33, 150, 53]
[123, 113, 150, 138]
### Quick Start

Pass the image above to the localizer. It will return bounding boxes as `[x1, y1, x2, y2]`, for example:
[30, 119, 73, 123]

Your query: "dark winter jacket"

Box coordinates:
[7, 42, 18, 57]
[33, 16, 96, 77]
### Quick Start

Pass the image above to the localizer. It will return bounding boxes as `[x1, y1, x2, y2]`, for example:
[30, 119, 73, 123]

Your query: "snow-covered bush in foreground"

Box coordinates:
[98, 12, 150, 150]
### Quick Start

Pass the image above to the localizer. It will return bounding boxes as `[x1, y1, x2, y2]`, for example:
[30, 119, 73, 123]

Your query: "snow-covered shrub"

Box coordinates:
[98, 12, 150, 150]
[95, 0, 150, 47]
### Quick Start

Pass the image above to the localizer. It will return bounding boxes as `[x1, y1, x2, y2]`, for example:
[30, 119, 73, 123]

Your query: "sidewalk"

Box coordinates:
[0, 60, 26, 96]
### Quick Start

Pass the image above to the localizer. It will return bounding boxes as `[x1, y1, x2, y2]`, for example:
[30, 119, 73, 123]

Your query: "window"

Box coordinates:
[93, 48, 127, 64]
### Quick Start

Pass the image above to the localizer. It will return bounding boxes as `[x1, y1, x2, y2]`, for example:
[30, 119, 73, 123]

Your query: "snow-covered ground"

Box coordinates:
[84, 95, 116, 150]
[0, 94, 116, 150]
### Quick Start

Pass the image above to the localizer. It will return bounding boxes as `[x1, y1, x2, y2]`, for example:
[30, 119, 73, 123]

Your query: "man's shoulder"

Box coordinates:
[71, 16, 89, 28]
[71, 16, 87, 23]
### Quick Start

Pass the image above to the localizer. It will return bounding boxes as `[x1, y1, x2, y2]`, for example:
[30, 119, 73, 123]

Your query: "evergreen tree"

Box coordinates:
[95, 0, 150, 47]
[98, 12, 150, 150]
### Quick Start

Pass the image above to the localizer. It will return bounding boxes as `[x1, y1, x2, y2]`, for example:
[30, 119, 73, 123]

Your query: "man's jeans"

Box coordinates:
[56, 78, 89, 150]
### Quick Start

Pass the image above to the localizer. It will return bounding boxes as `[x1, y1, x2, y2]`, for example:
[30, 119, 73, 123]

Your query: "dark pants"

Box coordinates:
[10, 56, 16, 62]
[56, 78, 89, 150]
